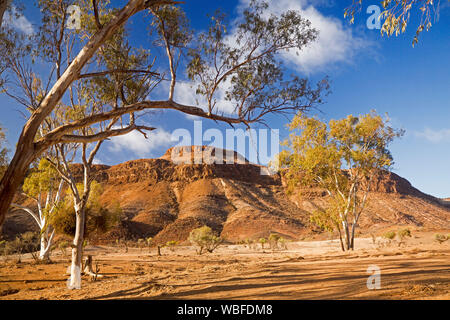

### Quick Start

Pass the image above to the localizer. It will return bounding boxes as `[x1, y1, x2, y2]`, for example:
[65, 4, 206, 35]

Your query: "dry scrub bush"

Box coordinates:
[435, 234, 449, 244]
[0, 232, 40, 263]
[259, 238, 267, 249]
[268, 233, 281, 250]
[166, 240, 178, 252]
[189, 226, 222, 255]
[397, 228, 411, 247]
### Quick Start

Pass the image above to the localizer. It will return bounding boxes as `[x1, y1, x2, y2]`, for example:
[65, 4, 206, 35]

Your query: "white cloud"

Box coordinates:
[237, 0, 370, 73]
[92, 158, 103, 165]
[4, 8, 34, 35]
[174, 80, 236, 117]
[108, 127, 175, 157]
[415, 128, 450, 143]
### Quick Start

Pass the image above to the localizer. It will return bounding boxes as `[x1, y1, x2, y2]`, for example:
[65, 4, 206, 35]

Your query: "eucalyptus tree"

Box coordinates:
[10, 159, 64, 261]
[0, 0, 328, 235]
[280, 112, 403, 251]
[41, 0, 158, 288]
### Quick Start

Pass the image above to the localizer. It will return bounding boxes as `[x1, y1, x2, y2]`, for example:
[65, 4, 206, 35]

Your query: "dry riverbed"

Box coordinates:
[1, 231, 449, 300]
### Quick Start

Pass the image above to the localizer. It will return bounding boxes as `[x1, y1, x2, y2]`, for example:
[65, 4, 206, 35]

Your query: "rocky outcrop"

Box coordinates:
[3, 146, 450, 242]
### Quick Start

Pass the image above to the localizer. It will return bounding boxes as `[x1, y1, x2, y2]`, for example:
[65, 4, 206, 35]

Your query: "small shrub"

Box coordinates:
[189, 226, 222, 255]
[383, 231, 396, 240]
[268, 233, 280, 250]
[435, 234, 448, 244]
[244, 238, 255, 249]
[146, 237, 153, 252]
[2, 232, 40, 262]
[398, 229, 411, 239]
[279, 237, 288, 250]
[259, 238, 267, 249]
[166, 240, 178, 252]
[397, 228, 412, 247]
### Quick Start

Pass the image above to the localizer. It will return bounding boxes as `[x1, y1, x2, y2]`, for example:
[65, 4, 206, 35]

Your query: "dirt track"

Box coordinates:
[1, 232, 449, 300]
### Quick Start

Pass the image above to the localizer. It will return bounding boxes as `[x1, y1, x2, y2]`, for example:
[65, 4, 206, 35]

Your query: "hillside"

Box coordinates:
[2, 146, 450, 242]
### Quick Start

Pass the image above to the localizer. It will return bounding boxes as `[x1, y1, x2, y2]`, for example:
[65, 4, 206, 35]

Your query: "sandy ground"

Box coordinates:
[1, 231, 449, 300]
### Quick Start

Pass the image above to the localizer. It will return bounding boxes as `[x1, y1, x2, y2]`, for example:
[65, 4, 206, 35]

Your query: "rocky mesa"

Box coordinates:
[3, 146, 450, 243]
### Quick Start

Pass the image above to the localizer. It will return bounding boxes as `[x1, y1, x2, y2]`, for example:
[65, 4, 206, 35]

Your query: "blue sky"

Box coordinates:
[1, 0, 449, 197]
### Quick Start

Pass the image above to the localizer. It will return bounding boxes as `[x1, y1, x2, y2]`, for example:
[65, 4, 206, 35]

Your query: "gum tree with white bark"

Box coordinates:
[11, 158, 63, 261]
[280, 111, 404, 251]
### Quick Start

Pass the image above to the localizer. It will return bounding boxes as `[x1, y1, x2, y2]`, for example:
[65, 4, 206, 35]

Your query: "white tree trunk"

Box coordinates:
[68, 205, 85, 289]
[341, 220, 351, 251]
[39, 227, 55, 260]
[39, 231, 49, 260]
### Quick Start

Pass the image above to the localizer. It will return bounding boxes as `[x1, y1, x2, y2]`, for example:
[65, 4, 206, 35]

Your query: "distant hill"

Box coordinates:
[3, 146, 450, 242]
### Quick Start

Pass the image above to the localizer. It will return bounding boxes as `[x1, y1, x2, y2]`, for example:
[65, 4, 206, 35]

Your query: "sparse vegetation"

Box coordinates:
[259, 238, 267, 249]
[0, 232, 40, 263]
[189, 226, 222, 255]
[397, 228, 412, 246]
[146, 237, 153, 252]
[244, 238, 256, 250]
[383, 231, 396, 240]
[435, 234, 449, 244]
[279, 237, 288, 250]
[166, 241, 178, 252]
[268, 233, 280, 250]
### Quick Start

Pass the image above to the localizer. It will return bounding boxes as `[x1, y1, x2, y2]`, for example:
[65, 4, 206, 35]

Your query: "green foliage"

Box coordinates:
[396, 228, 412, 247]
[398, 228, 411, 240]
[278, 237, 288, 250]
[1, 232, 40, 262]
[268, 233, 280, 250]
[189, 226, 222, 255]
[383, 231, 396, 240]
[23, 158, 60, 199]
[281, 111, 403, 194]
[50, 181, 120, 238]
[258, 237, 267, 249]
[166, 240, 178, 252]
[281, 111, 403, 251]
[310, 197, 346, 234]
[435, 234, 448, 244]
